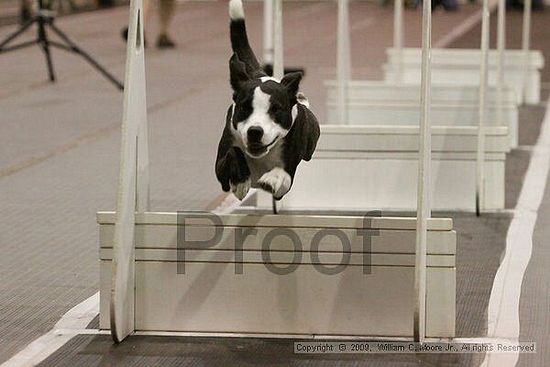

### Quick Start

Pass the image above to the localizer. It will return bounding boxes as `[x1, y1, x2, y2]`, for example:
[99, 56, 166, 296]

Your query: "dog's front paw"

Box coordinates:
[230, 178, 251, 201]
[257, 168, 291, 200]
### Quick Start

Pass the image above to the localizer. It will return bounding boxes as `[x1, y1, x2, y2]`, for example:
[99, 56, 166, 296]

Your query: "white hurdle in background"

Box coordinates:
[259, 0, 509, 212]
[390, 0, 543, 105]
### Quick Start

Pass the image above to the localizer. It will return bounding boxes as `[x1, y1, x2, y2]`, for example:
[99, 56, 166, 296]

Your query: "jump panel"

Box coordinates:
[324, 81, 518, 147]
[257, 125, 509, 211]
[383, 48, 544, 104]
[98, 212, 456, 338]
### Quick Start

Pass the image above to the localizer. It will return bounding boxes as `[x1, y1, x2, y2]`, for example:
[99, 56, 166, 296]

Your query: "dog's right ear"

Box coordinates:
[230, 53, 250, 92]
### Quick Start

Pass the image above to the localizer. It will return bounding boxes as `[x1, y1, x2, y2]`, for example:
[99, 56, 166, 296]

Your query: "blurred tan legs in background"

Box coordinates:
[123, 0, 175, 48]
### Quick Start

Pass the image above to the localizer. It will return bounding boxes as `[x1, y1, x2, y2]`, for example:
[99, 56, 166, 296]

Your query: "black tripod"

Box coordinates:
[0, 0, 123, 90]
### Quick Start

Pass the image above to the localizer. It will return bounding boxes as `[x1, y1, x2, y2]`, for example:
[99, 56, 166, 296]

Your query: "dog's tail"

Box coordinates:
[229, 0, 264, 77]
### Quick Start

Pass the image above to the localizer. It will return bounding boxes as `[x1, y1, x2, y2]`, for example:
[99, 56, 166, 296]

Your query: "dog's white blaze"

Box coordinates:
[236, 87, 289, 158]
[260, 76, 280, 83]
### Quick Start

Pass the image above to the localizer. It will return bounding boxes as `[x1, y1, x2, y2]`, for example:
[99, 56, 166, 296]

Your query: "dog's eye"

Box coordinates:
[233, 96, 253, 126]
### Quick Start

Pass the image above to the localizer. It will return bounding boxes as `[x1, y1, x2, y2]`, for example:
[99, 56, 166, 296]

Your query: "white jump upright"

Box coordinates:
[414, 0, 432, 343]
[393, 0, 404, 82]
[336, 0, 351, 124]
[522, 0, 532, 103]
[272, 0, 284, 79]
[263, 0, 274, 67]
[496, 0, 506, 134]
[477, 0, 491, 215]
[110, 0, 149, 343]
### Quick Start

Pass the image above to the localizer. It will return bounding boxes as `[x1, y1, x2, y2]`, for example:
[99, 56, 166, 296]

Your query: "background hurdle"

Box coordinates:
[262, 0, 509, 212]
[390, 0, 543, 105]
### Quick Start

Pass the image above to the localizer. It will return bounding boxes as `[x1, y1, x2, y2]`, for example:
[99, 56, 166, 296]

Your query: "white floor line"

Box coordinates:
[481, 96, 550, 367]
[434, 0, 498, 48]
[1, 293, 100, 367]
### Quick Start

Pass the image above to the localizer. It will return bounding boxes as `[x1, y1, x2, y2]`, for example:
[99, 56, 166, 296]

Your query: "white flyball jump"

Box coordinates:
[324, 81, 518, 148]
[386, 0, 544, 105]
[257, 125, 509, 211]
[100, 0, 456, 343]
[101, 0, 456, 342]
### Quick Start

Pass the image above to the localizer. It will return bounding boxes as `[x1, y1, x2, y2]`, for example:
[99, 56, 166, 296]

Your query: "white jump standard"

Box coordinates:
[100, 0, 456, 342]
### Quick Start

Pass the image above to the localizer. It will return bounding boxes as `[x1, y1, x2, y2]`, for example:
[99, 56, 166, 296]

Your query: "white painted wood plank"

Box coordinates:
[384, 48, 543, 104]
[324, 81, 518, 104]
[98, 212, 453, 230]
[264, 156, 505, 211]
[386, 48, 544, 67]
[426, 267, 456, 337]
[318, 125, 509, 153]
[99, 225, 457, 255]
[414, 0, 432, 343]
[98, 262, 455, 337]
[324, 102, 517, 148]
[110, 0, 148, 343]
[100, 249, 456, 267]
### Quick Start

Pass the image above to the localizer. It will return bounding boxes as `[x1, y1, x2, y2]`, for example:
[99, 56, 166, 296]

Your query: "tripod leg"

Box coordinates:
[0, 19, 35, 51]
[38, 20, 56, 82]
[48, 22, 124, 90]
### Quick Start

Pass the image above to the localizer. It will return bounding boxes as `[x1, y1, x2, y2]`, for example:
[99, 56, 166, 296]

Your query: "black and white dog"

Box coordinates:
[215, 0, 320, 201]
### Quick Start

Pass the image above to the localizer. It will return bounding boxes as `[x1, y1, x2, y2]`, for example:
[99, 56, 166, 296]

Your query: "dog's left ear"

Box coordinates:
[281, 72, 303, 101]
[229, 53, 250, 92]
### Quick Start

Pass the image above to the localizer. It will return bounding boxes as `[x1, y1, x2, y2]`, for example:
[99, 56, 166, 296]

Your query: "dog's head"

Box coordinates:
[229, 54, 302, 158]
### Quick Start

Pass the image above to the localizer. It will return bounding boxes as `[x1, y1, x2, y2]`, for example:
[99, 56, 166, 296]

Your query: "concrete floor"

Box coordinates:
[0, 1, 549, 366]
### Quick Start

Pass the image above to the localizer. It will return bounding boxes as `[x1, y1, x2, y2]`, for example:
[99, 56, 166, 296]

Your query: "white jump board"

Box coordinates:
[98, 211, 456, 338]
[325, 80, 518, 104]
[257, 125, 509, 211]
[325, 81, 518, 148]
[383, 48, 544, 104]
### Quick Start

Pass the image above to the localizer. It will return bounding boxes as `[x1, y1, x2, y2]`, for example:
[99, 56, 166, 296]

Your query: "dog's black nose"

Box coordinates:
[247, 126, 264, 142]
